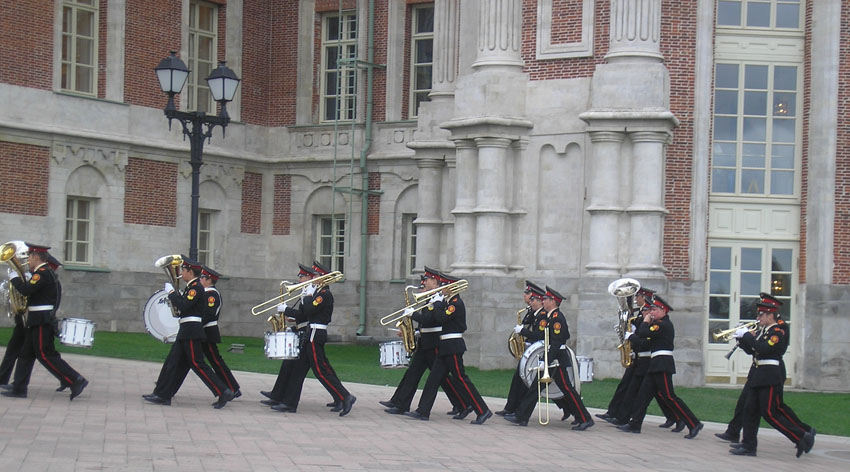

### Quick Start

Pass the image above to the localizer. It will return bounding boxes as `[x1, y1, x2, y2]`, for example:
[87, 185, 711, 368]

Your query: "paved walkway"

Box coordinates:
[0, 350, 847, 471]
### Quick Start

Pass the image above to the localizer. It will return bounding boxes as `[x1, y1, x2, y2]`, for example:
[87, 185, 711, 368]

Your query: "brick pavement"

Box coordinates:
[0, 350, 847, 471]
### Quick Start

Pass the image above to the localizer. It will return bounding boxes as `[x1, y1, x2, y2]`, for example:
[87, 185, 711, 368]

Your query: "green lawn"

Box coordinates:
[2, 329, 847, 436]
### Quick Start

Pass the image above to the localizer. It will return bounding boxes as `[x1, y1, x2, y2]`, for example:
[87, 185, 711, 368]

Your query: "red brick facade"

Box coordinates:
[799, 1, 813, 284]
[241, 171, 263, 234]
[832, 1, 850, 284]
[0, 2, 54, 90]
[124, 157, 177, 226]
[367, 172, 380, 235]
[124, 0, 183, 108]
[273, 174, 291, 236]
[0, 142, 50, 216]
[98, 1, 109, 99]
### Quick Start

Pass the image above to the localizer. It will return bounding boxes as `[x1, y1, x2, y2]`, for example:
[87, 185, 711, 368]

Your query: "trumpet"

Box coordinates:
[712, 320, 758, 342]
[251, 271, 345, 317]
[380, 280, 469, 326]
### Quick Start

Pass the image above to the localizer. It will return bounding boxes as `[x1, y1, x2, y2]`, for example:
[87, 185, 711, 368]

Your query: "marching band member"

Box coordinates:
[2, 243, 88, 400]
[380, 269, 468, 416]
[506, 286, 593, 430]
[144, 257, 234, 408]
[404, 270, 492, 424]
[729, 297, 814, 457]
[495, 281, 546, 417]
[275, 261, 356, 416]
[617, 295, 702, 438]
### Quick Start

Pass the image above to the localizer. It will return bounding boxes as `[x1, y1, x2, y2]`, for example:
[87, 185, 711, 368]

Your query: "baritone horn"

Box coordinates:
[1, 241, 29, 317]
[508, 307, 527, 360]
[154, 254, 184, 318]
[396, 285, 419, 353]
[379, 279, 469, 326]
[251, 271, 345, 317]
[608, 278, 640, 368]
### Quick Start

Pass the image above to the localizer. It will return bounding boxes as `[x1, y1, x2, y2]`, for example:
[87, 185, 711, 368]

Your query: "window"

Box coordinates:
[717, 0, 802, 30]
[316, 215, 346, 272]
[711, 63, 798, 196]
[61, 0, 98, 95]
[65, 198, 92, 264]
[187, 0, 217, 113]
[409, 5, 434, 118]
[321, 12, 358, 122]
[402, 214, 417, 275]
[198, 210, 214, 267]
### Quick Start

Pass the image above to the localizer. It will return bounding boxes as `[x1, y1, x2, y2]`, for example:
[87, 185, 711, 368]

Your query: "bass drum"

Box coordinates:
[517, 340, 582, 399]
[143, 289, 179, 343]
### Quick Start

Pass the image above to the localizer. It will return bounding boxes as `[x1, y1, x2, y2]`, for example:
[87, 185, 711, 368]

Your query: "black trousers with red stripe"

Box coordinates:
[389, 347, 467, 413]
[162, 341, 241, 398]
[283, 337, 350, 405]
[415, 352, 488, 417]
[614, 370, 679, 423]
[12, 324, 81, 393]
[629, 371, 699, 430]
[514, 362, 590, 423]
[202, 342, 239, 393]
[725, 381, 811, 438]
[161, 338, 229, 399]
[0, 323, 26, 385]
[741, 383, 808, 451]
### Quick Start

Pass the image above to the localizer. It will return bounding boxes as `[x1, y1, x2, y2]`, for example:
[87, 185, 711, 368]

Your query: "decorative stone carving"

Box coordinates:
[536, 0, 595, 59]
[52, 143, 128, 175]
[178, 161, 245, 189]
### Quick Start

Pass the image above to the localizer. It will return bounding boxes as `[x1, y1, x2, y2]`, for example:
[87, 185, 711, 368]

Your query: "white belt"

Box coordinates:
[755, 359, 780, 366]
[310, 323, 328, 330]
[558, 344, 567, 350]
[651, 350, 674, 358]
[203, 321, 218, 328]
[28, 305, 54, 312]
[296, 322, 309, 329]
[179, 316, 202, 323]
[637, 351, 651, 358]
[420, 327, 441, 333]
[440, 333, 463, 340]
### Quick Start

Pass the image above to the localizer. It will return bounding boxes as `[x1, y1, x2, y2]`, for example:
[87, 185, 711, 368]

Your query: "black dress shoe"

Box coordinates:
[572, 420, 595, 431]
[471, 409, 493, 425]
[378, 400, 395, 409]
[232, 390, 241, 399]
[384, 406, 407, 415]
[671, 420, 686, 433]
[212, 388, 234, 409]
[609, 418, 627, 426]
[70, 377, 88, 401]
[0, 390, 26, 398]
[730, 442, 747, 449]
[616, 423, 640, 433]
[730, 447, 756, 456]
[446, 407, 460, 415]
[715, 432, 739, 442]
[684, 422, 704, 439]
[260, 399, 281, 407]
[659, 419, 676, 428]
[340, 395, 356, 417]
[504, 413, 517, 421]
[0, 384, 11, 391]
[571, 419, 581, 425]
[144, 394, 170, 406]
[807, 428, 816, 454]
[595, 413, 611, 420]
[271, 402, 296, 413]
[453, 405, 474, 420]
[561, 413, 571, 422]
[260, 390, 273, 399]
[330, 401, 343, 412]
[802, 431, 814, 455]
[56, 385, 68, 392]
[494, 410, 511, 417]
[503, 414, 527, 426]
[404, 410, 429, 421]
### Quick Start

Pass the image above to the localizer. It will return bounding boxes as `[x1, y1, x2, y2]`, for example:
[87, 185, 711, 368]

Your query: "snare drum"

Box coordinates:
[577, 356, 594, 383]
[264, 331, 300, 359]
[379, 341, 409, 368]
[58, 318, 96, 348]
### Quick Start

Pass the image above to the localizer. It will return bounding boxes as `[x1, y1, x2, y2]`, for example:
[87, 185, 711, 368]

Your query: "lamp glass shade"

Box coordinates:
[206, 62, 241, 102]
[154, 52, 190, 94]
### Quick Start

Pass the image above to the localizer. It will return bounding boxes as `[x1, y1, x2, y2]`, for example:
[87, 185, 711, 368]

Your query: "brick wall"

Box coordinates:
[124, 0, 183, 108]
[798, 1, 812, 284]
[241, 171, 263, 234]
[268, 0, 299, 126]
[240, 0, 270, 126]
[316, 0, 356, 13]
[273, 174, 291, 235]
[0, 2, 54, 90]
[0, 142, 50, 216]
[832, 1, 850, 283]
[367, 171, 380, 235]
[98, 1, 109, 99]
[123, 157, 177, 226]
[371, 0, 388, 122]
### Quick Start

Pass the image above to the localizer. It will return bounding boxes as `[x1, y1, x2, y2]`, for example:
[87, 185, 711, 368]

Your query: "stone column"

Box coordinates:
[451, 139, 477, 271]
[431, 0, 460, 98]
[585, 131, 626, 276]
[606, 0, 663, 62]
[413, 158, 444, 271]
[472, 0, 523, 70]
[472, 137, 512, 273]
[626, 131, 669, 277]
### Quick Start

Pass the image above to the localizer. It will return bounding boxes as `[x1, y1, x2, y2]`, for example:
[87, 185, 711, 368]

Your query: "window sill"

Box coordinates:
[62, 265, 110, 273]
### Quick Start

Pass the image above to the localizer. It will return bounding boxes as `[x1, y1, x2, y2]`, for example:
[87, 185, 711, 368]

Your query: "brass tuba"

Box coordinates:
[154, 254, 184, 318]
[508, 307, 527, 360]
[608, 278, 640, 368]
[1, 241, 29, 317]
[396, 285, 418, 353]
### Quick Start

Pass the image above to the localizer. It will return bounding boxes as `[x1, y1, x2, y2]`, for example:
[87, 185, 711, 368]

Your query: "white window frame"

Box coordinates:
[315, 215, 346, 272]
[198, 209, 214, 267]
[60, 0, 98, 95]
[186, 0, 218, 113]
[409, 4, 434, 118]
[64, 197, 93, 265]
[716, 0, 804, 31]
[320, 11, 358, 122]
[401, 213, 417, 276]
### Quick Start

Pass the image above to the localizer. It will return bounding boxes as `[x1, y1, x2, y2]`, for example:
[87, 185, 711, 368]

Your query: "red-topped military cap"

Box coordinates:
[24, 242, 51, 254]
[525, 280, 545, 300]
[180, 255, 202, 271]
[298, 263, 317, 277]
[423, 266, 441, 281]
[312, 260, 331, 276]
[650, 295, 673, 313]
[544, 286, 565, 305]
[437, 270, 459, 285]
[637, 287, 656, 299]
[46, 255, 63, 271]
[201, 266, 221, 282]
[759, 292, 783, 307]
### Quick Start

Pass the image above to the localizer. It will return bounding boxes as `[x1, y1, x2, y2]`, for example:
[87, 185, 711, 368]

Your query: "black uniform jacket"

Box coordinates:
[412, 299, 444, 351]
[168, 278, 206, 340]
[520, 306, 535, 326]
[739, 322, 787, 388]
[546, 308, 571, 367]
[413, 294, 467, 356]
[519, 307, 547, 343]
[282, 298, 309, 344]
[202, 286, 222, 344]
[629, 317, 651, 376]
[302, 285, 334, 344]
[636, 314, 676, 374]
[10, 262, 58, 327]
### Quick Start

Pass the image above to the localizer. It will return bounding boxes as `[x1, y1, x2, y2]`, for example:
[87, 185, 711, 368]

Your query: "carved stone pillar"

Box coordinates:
[585, 131, 626, 276]
[625, 131, 669, 277]
[472, 137, 512, 273]
[413, 157, 445, 271]
[451, 139, 477, 271]
[431, 0, 460, 98]
[471, 0, 523, 70]
[606, 0, 663, 62]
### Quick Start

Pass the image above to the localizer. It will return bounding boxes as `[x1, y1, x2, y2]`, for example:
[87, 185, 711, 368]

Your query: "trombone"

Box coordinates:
[537, 322, 553, 425]
[379, 279, 469, 326]
[251, 271, 345, 317]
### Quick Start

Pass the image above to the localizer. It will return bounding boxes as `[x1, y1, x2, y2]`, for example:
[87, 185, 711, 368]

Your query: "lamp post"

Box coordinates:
[155, 51, 240, 261]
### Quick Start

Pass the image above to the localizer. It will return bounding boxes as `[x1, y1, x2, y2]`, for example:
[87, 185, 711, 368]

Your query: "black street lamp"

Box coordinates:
[155, 51, 240, 261]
